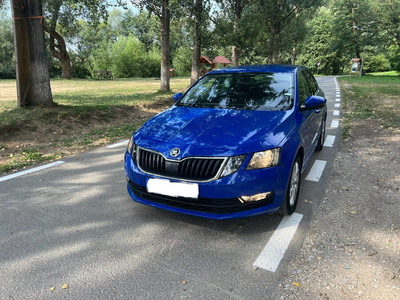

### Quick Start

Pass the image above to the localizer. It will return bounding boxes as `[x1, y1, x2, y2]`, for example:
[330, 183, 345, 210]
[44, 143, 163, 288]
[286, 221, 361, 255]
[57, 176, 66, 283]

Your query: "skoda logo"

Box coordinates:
[170, 148, 180, 157]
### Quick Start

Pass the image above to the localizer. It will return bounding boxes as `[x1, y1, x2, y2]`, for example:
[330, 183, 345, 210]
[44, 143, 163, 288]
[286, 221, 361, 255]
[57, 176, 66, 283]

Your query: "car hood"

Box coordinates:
[135, 106, 294, 158]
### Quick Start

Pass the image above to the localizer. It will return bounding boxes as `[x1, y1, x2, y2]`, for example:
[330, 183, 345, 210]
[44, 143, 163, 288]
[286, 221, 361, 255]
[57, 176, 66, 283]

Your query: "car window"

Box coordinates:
[304, 70, 318, 95]
[177, 73, 294, 111]
[298, 71, 311, 108]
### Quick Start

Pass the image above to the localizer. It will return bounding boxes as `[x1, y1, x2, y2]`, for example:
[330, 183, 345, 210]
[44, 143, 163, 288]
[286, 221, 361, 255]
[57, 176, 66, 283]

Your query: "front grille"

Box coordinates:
[137, 148, 225, 181]
[128, 180, 274, 214]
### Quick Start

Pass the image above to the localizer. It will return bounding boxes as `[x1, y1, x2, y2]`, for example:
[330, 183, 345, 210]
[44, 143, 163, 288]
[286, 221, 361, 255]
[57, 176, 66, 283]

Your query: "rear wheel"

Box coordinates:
[316, 117, 326, 151]
[278, 155, 302, 215]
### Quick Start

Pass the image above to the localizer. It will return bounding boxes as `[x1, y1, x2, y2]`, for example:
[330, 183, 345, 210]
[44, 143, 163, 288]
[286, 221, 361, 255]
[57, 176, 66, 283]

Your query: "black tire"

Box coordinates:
[277, 155, 302, 216]
[316, 116, 326, 151]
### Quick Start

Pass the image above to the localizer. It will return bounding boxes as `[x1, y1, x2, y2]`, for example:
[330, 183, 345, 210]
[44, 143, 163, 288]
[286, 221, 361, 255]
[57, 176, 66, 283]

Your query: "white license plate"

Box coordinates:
[146, 178, 199, 199]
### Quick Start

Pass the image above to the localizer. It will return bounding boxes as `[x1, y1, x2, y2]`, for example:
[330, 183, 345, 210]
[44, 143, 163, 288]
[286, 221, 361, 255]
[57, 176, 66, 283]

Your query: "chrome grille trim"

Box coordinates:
[136, 146, 228, 182]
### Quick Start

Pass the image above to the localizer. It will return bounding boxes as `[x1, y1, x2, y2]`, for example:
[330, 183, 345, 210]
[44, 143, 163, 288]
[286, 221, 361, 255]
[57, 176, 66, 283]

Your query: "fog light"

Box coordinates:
[239, 191, 272, 203]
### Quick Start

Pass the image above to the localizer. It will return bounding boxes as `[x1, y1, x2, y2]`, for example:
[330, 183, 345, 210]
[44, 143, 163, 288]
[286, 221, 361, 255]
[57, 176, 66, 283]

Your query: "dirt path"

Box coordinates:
[281, 119, 400, 299]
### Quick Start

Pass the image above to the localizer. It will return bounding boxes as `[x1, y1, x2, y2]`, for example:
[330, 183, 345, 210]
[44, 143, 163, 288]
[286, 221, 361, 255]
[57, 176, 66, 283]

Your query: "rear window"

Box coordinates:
[177, 73, 294, 111]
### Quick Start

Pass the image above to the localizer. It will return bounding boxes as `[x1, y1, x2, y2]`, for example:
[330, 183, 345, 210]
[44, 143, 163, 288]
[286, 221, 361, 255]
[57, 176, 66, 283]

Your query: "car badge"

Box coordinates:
[170, 148, 180, 157]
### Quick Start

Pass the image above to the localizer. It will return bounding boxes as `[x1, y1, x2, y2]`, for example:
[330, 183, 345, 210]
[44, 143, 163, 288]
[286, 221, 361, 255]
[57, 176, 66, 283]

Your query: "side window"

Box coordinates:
[304, 70, 318, 95]
[298, 71, 311, 108]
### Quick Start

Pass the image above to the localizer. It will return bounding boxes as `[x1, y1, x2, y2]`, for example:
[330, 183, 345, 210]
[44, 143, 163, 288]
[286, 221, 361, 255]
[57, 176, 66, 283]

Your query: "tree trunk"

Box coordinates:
[232, 46, 240, 67]
[231, 0, 243, 67]
[44, 27, 72, 79]
[24, 0, 53, 106]
[190, 0, 202, 85]
[160, 0, 170, 92]
[291, 46, 296, 65]
[11, 0, 32, 108]
[46, 0, 71, 79]
[268, 25, 275, 64]
[273, 48, 279, 64]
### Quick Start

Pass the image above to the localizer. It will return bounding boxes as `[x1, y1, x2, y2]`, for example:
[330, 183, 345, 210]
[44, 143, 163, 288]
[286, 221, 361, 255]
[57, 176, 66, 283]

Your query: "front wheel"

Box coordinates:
[277, 155, 302, 215]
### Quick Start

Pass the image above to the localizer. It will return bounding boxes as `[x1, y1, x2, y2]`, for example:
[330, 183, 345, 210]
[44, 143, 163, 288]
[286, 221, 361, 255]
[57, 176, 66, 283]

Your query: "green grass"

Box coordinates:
[0, 78, 190, 126]
[0, 77, 190, 173]
[338, 73, 400, 139]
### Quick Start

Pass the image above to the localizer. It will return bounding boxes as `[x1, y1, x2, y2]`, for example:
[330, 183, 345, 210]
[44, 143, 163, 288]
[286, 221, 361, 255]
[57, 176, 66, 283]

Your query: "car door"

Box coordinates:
[297, 70, 318, 164]
[304, 70, 324, 149]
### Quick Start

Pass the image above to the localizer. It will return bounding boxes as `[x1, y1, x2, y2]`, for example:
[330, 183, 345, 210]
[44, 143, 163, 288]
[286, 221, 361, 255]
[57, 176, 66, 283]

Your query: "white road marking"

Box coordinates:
[0, 161, 65, 182]
[324, 135, 336, 147]
[331, 120, 339, 128]
[336, 98, 341, 102]
[333, 110, 340, 116]
[335, 103, 341, 108]
[106, 139, 129, 148]
[305, 160, 327, 182]
[254, 213, 303, 272]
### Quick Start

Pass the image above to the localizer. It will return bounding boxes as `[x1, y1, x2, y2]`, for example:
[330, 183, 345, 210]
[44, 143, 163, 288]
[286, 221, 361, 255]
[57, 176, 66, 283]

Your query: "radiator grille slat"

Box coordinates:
[138, 148, 224, 181]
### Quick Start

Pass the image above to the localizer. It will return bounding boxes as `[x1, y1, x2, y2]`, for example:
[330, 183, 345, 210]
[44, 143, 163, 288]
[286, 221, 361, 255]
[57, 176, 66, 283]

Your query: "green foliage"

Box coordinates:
[120, 9, 160, 51]
[389, 44, 400, 72]
[111, 36, 153, 78]
[172, 46, 192, 77]
[297, 7, 345, 74]
[363, 53, 391, 73]
[0, 3, 15, 79]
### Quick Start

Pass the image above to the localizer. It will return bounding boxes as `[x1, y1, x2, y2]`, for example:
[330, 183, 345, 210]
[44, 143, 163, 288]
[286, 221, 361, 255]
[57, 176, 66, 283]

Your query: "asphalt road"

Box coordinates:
[0, 76, 341, 300]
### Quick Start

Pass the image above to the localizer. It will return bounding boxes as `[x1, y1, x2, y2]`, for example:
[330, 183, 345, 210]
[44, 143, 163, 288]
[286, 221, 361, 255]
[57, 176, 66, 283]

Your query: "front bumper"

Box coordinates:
[124, 151, 288, 219]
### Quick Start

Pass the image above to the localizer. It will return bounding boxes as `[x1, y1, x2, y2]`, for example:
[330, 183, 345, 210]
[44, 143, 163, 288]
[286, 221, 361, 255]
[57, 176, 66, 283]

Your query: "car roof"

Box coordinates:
[208, 64, 303, 75]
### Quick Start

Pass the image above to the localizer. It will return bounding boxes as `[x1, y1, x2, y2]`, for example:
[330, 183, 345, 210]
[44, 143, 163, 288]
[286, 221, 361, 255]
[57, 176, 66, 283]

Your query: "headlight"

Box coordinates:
[220, 155, 247, 178]
[127, 134, 134, 154]
[246, 148, 280, 170]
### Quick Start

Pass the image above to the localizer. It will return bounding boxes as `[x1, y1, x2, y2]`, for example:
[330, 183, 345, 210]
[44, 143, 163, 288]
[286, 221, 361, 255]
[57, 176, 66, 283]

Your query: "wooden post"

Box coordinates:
[11, 0, 32, 108]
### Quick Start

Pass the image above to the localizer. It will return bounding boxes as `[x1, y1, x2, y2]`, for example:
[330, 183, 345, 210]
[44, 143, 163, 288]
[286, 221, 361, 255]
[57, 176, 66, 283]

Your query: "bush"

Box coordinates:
[172, 46, 192, 77]
[363, 53, 391, 73]
[389, 45, 400, 73]
[111, 36, 147, 78]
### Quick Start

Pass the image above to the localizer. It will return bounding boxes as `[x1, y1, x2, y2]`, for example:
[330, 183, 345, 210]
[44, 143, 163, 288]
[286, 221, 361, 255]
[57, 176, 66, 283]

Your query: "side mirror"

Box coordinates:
[172, 93, 183, 102]
[303, 95, 327, 110]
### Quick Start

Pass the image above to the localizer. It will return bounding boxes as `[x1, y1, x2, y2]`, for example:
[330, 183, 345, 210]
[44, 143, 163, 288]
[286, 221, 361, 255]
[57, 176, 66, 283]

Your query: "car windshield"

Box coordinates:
[177, 73, 294, 111]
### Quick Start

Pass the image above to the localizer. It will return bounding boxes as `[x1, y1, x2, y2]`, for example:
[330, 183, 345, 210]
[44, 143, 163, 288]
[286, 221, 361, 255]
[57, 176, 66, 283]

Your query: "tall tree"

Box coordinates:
[370, 0, 400, 71]
[190, 0, 203, 84]
[24, 0, 53, 105]
[0, 2, 15, 79]
[42, 0, 110, 79]
[132, 0, 171, 92]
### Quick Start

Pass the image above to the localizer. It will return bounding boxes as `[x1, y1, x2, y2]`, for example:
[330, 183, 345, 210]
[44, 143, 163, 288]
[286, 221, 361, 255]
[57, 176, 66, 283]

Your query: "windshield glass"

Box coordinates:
[177, 73, 294, 111]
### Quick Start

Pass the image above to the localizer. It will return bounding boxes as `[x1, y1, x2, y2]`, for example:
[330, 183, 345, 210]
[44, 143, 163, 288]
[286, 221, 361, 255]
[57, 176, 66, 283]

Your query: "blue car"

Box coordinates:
[124, 65, 327, 219]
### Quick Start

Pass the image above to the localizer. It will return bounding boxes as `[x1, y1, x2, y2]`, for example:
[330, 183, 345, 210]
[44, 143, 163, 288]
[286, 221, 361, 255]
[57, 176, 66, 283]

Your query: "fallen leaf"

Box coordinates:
[318, 257, 322, 260]
[293, 282, 300, 287]
[62, 284, 69, 289]
[350, 211, 356, 214]
[50, 287, 55, 291]
[9, 154, 14, 158]
[304, 199, 308, 202]
[182, 281, 187, 285]
[76, 157, 79, 160]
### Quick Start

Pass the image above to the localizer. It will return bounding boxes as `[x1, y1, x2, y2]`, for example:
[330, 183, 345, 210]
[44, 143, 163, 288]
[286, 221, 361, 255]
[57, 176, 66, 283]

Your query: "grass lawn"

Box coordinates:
[0, 77, 191, 174]
[338, 74, 400, 139]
